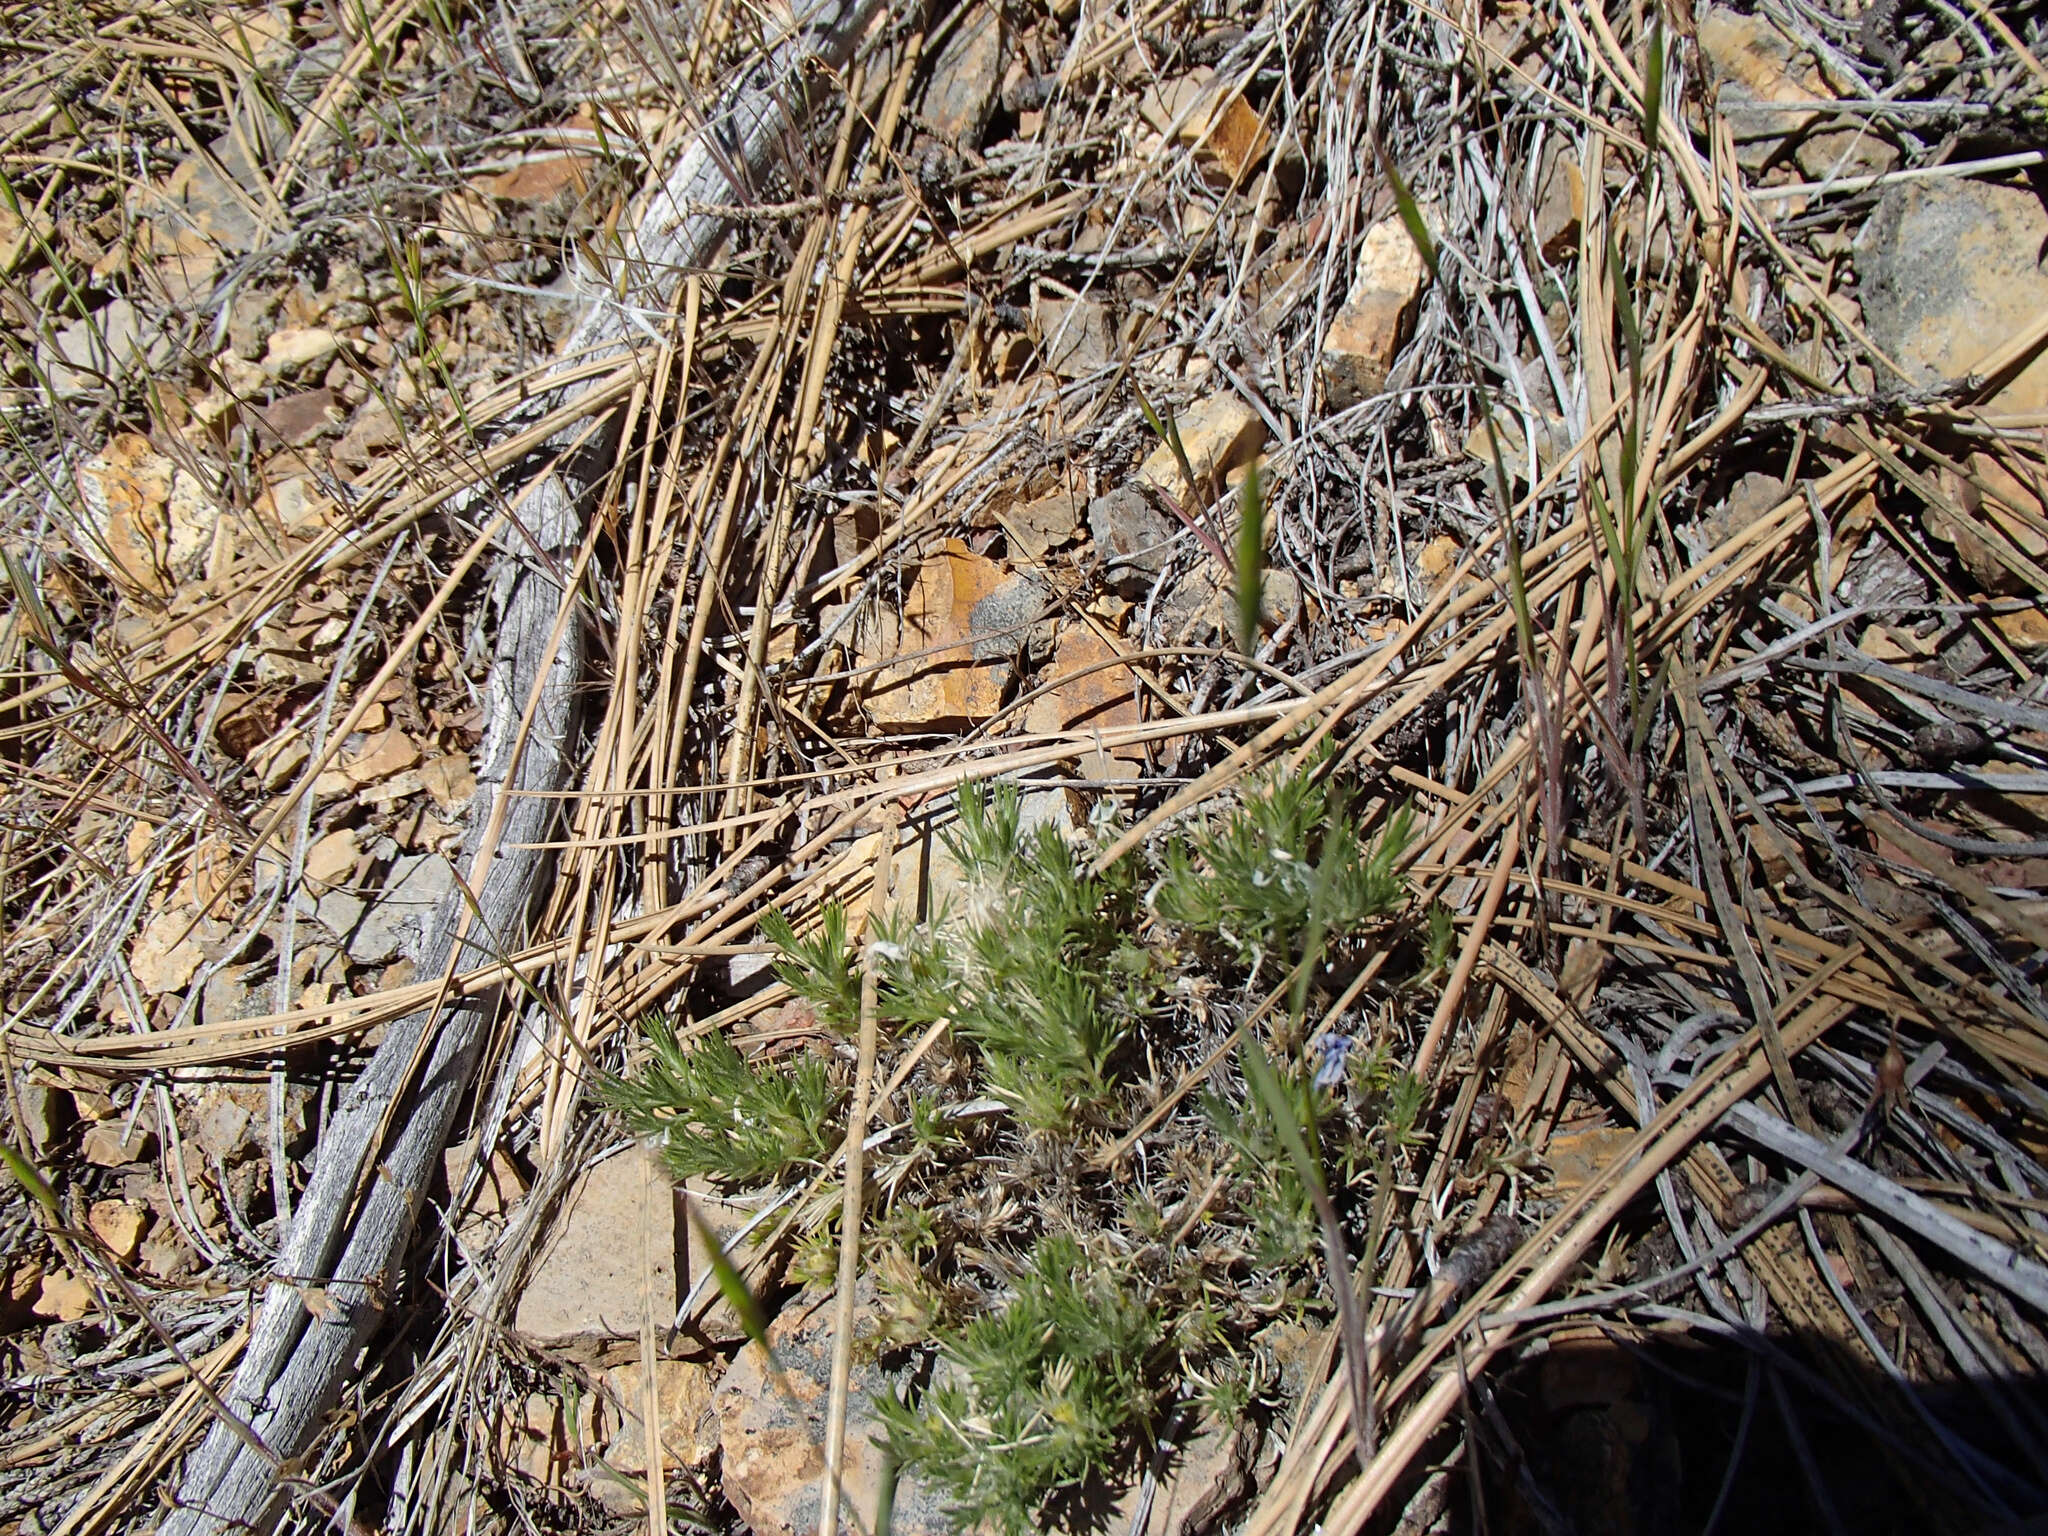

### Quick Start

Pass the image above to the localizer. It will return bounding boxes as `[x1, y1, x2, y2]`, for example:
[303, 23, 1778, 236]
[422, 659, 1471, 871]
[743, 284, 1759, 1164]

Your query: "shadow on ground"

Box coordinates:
[1447, 1320, 2048, 1536]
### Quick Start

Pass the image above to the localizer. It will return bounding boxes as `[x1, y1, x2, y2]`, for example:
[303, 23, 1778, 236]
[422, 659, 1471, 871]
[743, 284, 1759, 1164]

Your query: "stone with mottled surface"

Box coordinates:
[920, 2, 1003, 146]
[861, 541, 1045, 730]
[514, 1143, 676, 1345]
[714, 1285, 959, 1536]
[1320, 218, 1428, 409]
[1858, 181, 2048, 411]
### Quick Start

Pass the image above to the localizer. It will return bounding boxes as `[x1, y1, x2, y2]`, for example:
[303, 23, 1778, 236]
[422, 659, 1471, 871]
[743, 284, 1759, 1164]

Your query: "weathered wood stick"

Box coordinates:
[164, 4, 885, 1531]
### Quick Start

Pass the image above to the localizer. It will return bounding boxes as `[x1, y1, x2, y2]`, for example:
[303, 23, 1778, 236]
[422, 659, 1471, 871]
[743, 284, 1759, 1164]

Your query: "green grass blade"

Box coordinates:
[1234, 460, 1265, 657]
[1605, 224, 1643, 396]
[686, 1196, 775, 1362]
[1135, 380, 1201, 505]
[1643, 14, 1665, 163]
[1378, 139, 1439, 282]
[1, 547, 60, 663]
[1472, 407, 1538, 672]
[1237, 1036, 1374, 1466]
[2, 1142, 57, 1214]
[1238, 1037, 1322, 1217]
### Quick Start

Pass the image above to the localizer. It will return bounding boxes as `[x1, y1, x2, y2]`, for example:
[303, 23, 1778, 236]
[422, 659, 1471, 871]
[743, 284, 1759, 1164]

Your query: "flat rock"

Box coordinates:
[677, 1180, 786, 1345]
[1089, 486, 1177, 596]
[304, 826, 360, 891]
[1463, 410, 1572, 486]
[264, 326, 340, 378]
[714, 1285, 959, 1536]
[1033, 294, 1115, 379]
[603, 1357, 719, 1477]
[75, 433, 221, 597]
[1415, 533, 1463, 590]
[1134, 393, 1265, 496]
[478, 153, 593, 205]
[87, 1199, 149, 1260]
[920, 2, 1003, 146]
[1794, 123, 1896, 184]
[1023, 621, 1144, 743]
[129, 907, 209, 995]
[334, 398, 404, 468]
[41, 298, 175, 396]
[912, 786, 1071, 914]
[343, 728, 421, 785]
[1120, 1413, 1255, 1536]
[1532, 148, 1583, 262]
[444, 1136, 527, 1220]
[1697, 4, 1831, 168]
[861, 541, 1043, 730]
[259, 387, 343, 448]
[999, 489, 1083, 563]
[81, 1119, 156, 1168]
[3, 1258, 44, 1328]
[1935, 451, 2048, 593]
[197, 966, 258, 1028]
[1162, 561, 1300, 643]
[324, 852, 453, 966]
[515, 1142, 677, 1344]
[154, 139, 266, 255]
[16, 1080, 62, 1156]
[1543, 1123, 1638, 1197]
[418, 753, 476, 813]
[1858, 181, 2048, 412]
[33, 1271, 96, 1322]
[192, 1087, 258, 1162]
[1139, 69, 1270, 183]
[1321, 217, 1428, 409]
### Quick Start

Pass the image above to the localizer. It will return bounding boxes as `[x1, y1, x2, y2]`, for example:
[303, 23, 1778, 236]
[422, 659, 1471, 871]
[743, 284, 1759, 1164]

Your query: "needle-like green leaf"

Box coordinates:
[1234, 459, 1265, 657]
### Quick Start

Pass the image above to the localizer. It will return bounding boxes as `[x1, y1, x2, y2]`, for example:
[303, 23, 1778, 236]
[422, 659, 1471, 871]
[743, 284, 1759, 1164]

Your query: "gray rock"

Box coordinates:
[715, 1284, 959, 1536]
[966, 567, 1047, 663]
[16, 1080, 63, 1156]
[1001, 490, 1083, 563]
[1034, 294, 1115, 379]
[312, 886, 365, 945]
[167, 137, 265, 255]
[1089, 486, 1177, 596]
[1162, 562, 1300, 642]
[1858, 181, 2048, 411]
[192, 1089, 256, 1163]
[202, 963, 265, 1023]
[320, 853, 454, 965]
[41, 299, 175, 396]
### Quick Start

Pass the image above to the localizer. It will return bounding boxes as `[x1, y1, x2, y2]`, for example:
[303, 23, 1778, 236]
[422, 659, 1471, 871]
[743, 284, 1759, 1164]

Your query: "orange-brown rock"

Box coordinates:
[1320, 218, 1427, 409]
[1024, 622, 1144, 747]
[714, 1286, 960, 1536]
[860, 541, 1041, 730]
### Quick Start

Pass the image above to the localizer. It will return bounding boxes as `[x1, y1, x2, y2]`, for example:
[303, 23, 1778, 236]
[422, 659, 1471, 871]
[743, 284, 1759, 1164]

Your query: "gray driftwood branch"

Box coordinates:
[165, 4, 884, 1530]
[1722, 1099, 2048, 1315]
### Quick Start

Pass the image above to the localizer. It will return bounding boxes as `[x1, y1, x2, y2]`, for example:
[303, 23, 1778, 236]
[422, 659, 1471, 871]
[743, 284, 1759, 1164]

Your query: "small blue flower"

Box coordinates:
[1313, 1031, 1354, 1091]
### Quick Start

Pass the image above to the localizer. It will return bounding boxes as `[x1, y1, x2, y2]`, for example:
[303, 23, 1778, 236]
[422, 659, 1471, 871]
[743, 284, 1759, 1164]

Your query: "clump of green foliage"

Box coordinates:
[601, 1014, 840, 1185]
[1207, 1033, 1428, 1269]
[874, 783, 1156, 1132]
[605, 759, 1429, 1534]
[875, 1234, 1164, 1536]
[757, 903, 860, 1031]
[1154, 760, 1411, 981]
